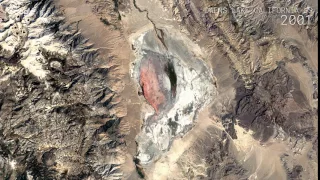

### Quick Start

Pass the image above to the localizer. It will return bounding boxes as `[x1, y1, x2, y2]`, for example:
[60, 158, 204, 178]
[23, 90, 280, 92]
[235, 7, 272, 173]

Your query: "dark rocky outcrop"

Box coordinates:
[233, 65, 315, 142]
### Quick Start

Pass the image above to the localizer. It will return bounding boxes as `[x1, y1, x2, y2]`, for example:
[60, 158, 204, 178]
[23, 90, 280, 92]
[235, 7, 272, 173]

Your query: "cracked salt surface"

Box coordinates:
[131, 28, 216, 164]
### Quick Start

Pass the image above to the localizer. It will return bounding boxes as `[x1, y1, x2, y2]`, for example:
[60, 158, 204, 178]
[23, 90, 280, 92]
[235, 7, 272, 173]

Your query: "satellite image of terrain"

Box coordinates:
[0, 0, 318, 179]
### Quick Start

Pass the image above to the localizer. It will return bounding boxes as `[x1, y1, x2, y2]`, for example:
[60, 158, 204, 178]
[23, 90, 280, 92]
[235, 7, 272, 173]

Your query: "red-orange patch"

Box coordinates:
[139, 60, 166, 113]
